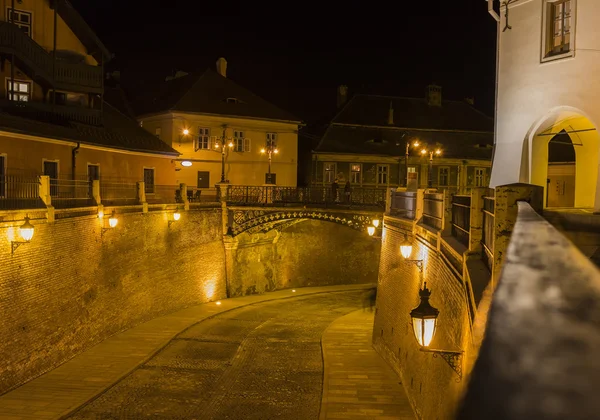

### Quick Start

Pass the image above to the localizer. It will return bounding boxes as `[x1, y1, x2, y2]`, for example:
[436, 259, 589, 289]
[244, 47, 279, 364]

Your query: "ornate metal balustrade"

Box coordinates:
[226, 186, 386, 209]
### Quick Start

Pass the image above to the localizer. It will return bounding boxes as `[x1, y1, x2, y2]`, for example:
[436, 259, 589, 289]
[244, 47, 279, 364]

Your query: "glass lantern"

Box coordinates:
[19, 216, 34, 242]
[410, 282, 439, 347]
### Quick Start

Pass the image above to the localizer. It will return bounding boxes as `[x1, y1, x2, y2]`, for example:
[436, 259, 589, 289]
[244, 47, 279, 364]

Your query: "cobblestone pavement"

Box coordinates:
[67, 291, 364, 420]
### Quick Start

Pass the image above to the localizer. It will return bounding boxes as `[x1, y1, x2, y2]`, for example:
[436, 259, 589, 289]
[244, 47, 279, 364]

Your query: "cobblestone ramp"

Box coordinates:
[67, 292, 363, 420]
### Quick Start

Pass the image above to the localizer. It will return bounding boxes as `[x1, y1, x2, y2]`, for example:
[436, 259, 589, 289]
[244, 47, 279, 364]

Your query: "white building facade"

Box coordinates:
[489, 0, 600, 209]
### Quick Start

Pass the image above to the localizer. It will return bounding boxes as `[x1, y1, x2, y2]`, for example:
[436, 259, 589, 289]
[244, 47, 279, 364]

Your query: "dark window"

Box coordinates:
[439, 167, 449, 186]
[7, 9, 32, 37]
[144, 168, 155, 194]
[197, 171, 210, 188]
[49, 91, 67, 106]
[43, 160, 58, 197]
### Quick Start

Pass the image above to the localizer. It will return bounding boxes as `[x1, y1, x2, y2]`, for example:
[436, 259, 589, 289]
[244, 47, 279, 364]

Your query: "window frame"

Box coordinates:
[438, 166, 450, 187]
[143, 167, 155, 195]
[266, 132, 278, 149]
[350, 163, 362, 184]
[474, 167, 486, 187]
[195, 127, 211, 151]
[233, 130, 248, 152]
[541, 0, 576, 63]
[324, 162, 336, 184]
[6, 8, 32, 37]
[376, 164, 389, 185]
[6, 79, 32, 102]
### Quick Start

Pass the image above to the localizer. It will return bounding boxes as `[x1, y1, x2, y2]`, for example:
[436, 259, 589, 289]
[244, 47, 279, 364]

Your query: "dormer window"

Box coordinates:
[225, 97, 243, 104]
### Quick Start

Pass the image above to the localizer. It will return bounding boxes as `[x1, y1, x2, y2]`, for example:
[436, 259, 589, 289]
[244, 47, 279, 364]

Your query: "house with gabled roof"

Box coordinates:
[311, 85, 494, 193]
[134, 58, 302, 188]
[0, 0, 180, 206]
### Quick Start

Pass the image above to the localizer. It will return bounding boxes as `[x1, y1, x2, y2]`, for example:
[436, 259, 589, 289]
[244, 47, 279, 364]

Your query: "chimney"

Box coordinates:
[216, 57, 227, 78]
[337, 85, 348, 108]
[387, 101, 394, 125]
[426, 84, 442, 107]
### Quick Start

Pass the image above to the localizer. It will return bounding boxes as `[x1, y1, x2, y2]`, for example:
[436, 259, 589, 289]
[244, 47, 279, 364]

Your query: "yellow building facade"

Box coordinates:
[135, 60, 301, 188]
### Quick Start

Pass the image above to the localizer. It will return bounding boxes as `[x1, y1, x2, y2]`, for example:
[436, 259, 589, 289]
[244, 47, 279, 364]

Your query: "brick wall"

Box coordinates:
[229, 219, 380, 296]
[0, 208, 226, 395]
[372, 216, 473, 420]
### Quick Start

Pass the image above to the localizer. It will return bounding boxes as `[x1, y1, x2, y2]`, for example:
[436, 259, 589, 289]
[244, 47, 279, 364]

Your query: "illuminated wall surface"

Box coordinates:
[491, 0, 600, 209]
[372, 222, 473, 420]
[0, 210, 378, 394]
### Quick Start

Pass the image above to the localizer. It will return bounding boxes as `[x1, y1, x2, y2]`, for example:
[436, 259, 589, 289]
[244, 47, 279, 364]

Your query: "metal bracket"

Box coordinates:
[420, 348, 463, 381]
[11, 241, 28, 254]
[407, 259, 424, 272]
[502, 0, 517, 32]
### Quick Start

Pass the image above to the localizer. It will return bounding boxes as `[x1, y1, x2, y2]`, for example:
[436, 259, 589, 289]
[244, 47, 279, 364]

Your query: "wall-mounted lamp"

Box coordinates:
[181, 160, 192, 167]
[168, 211, 181, 227]
[372, 219, 380, 228]
[367, 226, 376, 236]
[367, 219, 382, 237]
[101, 211, 118, 236]
[410, 282, 463, 380]
[399, 234, 423, 271]
[11, 215, 34, 254]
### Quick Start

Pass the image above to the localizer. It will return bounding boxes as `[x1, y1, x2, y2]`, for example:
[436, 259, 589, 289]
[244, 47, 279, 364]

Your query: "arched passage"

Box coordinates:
[526, 108, 600, 209]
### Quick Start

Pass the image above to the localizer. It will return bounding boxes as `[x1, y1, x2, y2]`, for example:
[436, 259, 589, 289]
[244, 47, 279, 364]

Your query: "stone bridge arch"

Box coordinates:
[228, 207, 382, 237]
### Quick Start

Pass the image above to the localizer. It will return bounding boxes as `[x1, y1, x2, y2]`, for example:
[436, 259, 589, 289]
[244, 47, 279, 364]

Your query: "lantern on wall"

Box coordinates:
[367, 226, 376, 236]
[410, 282, 439, 347]
[372, 219, 380, 228]
[11, 215, 35, 254]
[400, 234, 413, 259]
[108, 212, 118, 228]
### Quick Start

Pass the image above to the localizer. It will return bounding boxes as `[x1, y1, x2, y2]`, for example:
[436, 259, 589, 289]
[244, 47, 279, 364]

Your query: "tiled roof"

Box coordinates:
[333, 94, 493, 132]
[314, 93, 494, 160]
[0, 104, 179, 156]
[132, 69, 300, 123]
[315, 125, 493, 160]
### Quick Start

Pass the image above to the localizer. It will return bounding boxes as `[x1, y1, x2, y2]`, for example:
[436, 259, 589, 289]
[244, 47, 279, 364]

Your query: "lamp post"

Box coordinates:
[260, 140, 279, 185]
[420, 148, 442, 189]
[214, 126, 233, 183]
[405, 140, 420, 188]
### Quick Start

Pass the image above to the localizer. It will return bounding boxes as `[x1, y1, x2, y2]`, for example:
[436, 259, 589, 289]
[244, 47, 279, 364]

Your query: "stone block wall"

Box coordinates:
[372, 217, 473, 420]
[228, 220, 380, 296]
[0, 208, 226, 395]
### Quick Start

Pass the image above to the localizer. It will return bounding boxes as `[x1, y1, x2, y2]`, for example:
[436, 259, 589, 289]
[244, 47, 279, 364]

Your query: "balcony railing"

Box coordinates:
[99, 178, 139, 206]
[226, 186, 386, 208]
[0, 99, 102, 126]
[0, 21, 103, 93]
[50, 176, 94, 209]
[0, 172, 44, 210]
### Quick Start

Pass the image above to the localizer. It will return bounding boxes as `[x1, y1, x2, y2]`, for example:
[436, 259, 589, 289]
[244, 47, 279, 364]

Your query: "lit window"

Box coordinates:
[438, 167, 449, 186]
[351, 164, 361, 184]
[7, 80, 30, 102]
[266, 133, 277, 149]
[233, 130, 250, 152]
[196, 127, 210, 150]
[543, 0, 573, 58]
[6, 9, 31, 37]
[324, 163, 336, 183]
[377, 165, 388, 185]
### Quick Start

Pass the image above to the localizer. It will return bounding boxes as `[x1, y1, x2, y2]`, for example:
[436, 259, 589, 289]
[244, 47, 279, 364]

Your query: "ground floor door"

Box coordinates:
[547, 163, 576, 208]
[197, 171, 210, 188]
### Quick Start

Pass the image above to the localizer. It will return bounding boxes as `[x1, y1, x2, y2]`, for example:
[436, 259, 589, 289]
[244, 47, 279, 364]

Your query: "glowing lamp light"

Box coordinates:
[274, 148, 279, 154]
[435, 149, 442, 156]
[108, 212, 118, 228]
[292, 289, 296, 293]
[98, 210, 104, 219]
[421, 149, 427, 155]
[413, 141, 420, 147]
[181, 160, 192, 167]
[228, 142, 234, 148]
[19, 216, 34, 242]
[216, 301, 222, 306]
[182, 128, 190, 135]
[372, 219, 380, 228]
[400, 234, 413, 259]
[260, 148, 266, 154]
[173, 212, 181, 221]
[410, 282, 439, 347]
[367, 226, 376, 236]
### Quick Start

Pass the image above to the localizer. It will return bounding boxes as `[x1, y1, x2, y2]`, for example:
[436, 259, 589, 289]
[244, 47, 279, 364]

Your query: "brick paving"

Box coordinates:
[0, 284, 372, 420]
[320, 310, 415, 420]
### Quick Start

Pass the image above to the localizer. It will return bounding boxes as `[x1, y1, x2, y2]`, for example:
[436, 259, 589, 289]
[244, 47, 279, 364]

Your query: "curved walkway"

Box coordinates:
[0, 284, 372, 420]
[320, 310, 415, 420]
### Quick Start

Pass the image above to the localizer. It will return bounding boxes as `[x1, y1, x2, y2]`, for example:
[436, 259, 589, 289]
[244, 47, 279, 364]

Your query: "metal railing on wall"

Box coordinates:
[49, 176, 94, 209]
[0, 172, 44, 210]
[99, 177, 139, 206]
[482, 195, 495, 272]
[451, 195, 471, 248]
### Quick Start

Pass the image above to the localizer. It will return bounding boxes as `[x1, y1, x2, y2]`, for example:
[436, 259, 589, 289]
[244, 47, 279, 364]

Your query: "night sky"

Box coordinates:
[70, 0, 497, 123]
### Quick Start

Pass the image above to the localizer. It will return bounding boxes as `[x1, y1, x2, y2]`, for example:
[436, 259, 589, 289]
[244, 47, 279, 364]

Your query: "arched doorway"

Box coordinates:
[546, 130, 576, 208]
[527, 108, 600, 209]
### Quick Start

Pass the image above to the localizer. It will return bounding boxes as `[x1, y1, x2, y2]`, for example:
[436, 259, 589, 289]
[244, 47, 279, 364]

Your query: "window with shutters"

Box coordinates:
[195, 127, 210, 150]
[377, 164, 389, 185]
[266, 133, 277, 149]
[542, 0, 575, 61]
[234, 130, 250, 152]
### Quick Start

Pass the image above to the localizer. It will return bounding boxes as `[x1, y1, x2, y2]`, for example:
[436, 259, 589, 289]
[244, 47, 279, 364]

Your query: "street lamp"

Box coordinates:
[214, 126, 234, 183]
[168, 210, 181, 227]
[11, 215, 34, 254]
[101, 211, 118, 237]
[399, 234, 423, 271]
[409, 282, 464, 380]
[405, 140, 420, 187]
[422, 148, 442, 188]
[261, 139, 279, 185]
